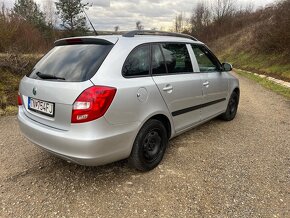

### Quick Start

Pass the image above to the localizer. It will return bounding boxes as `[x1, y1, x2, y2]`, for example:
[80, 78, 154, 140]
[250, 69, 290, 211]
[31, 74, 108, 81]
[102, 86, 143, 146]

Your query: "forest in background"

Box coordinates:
[181, 0, 290, 55]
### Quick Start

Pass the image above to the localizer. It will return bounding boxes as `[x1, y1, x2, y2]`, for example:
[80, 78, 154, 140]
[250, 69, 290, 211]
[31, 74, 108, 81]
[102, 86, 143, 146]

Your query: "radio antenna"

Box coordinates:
[83, 5, 98, 36]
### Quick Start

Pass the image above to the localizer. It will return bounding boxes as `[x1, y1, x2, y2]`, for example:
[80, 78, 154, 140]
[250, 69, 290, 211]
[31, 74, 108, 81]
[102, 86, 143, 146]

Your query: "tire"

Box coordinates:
[220, 91, 239, 121]
[128, 119, 168, 171]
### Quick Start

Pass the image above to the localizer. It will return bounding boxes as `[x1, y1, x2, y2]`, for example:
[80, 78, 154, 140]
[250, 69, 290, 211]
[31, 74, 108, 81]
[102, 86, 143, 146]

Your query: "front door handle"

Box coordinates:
[203, 81, 209, 86]
[163, 85, 173, 92]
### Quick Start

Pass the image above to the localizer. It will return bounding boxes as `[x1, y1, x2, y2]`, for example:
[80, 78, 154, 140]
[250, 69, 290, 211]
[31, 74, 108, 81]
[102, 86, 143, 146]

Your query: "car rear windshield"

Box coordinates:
[28, 44, 113, 82]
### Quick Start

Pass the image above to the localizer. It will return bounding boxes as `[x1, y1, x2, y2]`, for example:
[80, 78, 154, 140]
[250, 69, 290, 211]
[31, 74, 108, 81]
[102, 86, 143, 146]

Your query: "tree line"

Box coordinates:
[175, 0, 290, 54]
[0, 0, 91, 53]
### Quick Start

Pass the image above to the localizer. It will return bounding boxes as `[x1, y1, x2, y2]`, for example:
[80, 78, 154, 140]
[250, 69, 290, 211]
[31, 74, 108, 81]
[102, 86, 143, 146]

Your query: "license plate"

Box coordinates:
[28, 97, 55, 117]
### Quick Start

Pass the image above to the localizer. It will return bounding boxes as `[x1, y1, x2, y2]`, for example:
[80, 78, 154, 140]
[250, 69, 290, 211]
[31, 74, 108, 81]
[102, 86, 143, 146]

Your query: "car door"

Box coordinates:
[151, 43, 203, 132]
[191, 44, 228, 120]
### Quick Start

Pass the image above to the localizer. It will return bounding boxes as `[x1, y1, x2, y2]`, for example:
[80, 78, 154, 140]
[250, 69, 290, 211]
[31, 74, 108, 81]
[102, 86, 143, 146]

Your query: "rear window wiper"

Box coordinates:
[36, 72, 65, 80]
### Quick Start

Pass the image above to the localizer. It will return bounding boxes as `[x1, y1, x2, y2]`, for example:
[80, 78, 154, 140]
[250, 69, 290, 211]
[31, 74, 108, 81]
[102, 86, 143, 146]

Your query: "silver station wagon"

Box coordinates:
[18, 31, 239, 171]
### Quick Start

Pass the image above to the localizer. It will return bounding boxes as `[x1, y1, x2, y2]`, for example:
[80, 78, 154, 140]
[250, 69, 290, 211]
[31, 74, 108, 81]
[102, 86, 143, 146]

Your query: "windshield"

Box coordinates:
[28, 44, 113, 82]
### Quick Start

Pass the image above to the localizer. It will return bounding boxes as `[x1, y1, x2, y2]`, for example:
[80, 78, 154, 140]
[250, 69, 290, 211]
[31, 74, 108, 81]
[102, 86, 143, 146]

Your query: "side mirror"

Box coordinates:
[222, 63, 232, 72]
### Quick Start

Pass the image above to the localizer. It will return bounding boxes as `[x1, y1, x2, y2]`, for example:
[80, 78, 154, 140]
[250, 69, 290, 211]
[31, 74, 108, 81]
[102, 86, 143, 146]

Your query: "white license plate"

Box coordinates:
[28, 97, 55, 117]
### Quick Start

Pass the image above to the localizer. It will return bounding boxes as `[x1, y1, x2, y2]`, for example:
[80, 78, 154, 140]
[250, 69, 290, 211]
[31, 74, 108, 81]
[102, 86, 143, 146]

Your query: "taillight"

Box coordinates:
[17, 93, 23, 106]
[71, 86, 117, 123]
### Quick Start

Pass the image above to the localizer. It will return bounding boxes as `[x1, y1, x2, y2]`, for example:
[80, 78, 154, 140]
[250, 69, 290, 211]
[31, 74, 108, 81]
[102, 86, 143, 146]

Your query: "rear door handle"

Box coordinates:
[163, 85, 173, 92]
[203, 81, 209, 86]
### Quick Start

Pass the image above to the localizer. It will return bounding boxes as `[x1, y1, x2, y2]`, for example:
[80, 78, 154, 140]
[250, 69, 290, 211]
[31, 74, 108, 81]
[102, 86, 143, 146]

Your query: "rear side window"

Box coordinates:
[191, 45, 219, 72]
[160, 44, 193, 74]
[28, 44, 113, 82]
[122, 45, 150, 77]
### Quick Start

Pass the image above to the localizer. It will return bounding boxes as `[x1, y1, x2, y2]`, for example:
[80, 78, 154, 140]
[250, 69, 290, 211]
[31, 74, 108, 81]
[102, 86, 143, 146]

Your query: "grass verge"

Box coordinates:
[219, 52, 290, 82]
[235, 69, 290, 99]
[209, 27, 290, 82]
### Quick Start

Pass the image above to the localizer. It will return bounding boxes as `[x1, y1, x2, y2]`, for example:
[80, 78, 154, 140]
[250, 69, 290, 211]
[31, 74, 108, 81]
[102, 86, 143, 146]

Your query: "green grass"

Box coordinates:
[219, 52, 290, 81]
[236, 69, 290, 99]
[209, 27, 290, 81]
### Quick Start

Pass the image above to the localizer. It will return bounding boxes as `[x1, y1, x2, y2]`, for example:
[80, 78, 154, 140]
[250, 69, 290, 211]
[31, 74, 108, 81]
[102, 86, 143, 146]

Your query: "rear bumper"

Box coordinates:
[18, 107, 139, 166]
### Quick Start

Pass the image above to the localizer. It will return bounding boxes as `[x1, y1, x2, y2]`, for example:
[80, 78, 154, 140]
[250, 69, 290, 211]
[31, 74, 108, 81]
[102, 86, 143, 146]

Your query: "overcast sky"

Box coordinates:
[3, 0, 278, 31]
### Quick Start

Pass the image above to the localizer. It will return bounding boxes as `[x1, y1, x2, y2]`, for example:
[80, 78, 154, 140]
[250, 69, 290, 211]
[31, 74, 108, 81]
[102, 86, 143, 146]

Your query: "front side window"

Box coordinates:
[191, 45, 219, 72]
[160, 43, 193, 74]
[122, 45, 150, 77]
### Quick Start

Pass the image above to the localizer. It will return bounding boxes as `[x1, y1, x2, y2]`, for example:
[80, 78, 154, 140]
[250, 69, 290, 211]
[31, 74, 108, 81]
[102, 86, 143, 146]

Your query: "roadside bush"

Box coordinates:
[0, 53, 40, 112]
[189, 0, 290, 55]
[254, 0, 290, 54]
[0, 53, 40, 76]
[0, 9, 52, 53]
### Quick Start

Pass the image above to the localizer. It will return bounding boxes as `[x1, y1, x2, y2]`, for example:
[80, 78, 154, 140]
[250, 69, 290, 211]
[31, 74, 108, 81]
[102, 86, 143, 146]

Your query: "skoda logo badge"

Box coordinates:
[33, 87, 37, 96]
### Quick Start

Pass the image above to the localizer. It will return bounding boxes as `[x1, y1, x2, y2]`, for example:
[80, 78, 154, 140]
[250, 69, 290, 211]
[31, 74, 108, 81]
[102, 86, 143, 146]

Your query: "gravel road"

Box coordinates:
[0, 73, 289, 217]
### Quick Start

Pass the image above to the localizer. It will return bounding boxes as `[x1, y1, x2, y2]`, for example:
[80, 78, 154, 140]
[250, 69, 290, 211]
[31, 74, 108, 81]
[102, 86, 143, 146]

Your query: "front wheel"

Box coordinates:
[128, 119, 168, 171]
[220, 91, 239, 121]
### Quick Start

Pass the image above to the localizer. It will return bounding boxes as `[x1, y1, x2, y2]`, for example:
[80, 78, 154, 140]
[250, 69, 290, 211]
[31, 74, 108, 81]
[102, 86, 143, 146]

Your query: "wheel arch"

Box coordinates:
[140, 113, 173, 139]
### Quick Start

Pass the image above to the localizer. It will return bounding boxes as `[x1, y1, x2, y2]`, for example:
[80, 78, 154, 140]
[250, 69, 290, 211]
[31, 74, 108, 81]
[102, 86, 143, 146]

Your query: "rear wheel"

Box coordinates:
[220, 91, 239, 121]
[128, 119, 168, 171]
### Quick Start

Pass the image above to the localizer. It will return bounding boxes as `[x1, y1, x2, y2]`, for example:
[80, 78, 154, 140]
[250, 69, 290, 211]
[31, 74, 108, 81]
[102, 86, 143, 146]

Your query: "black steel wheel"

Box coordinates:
[220, 91, 239, 121]
[128, 119, 168, 171]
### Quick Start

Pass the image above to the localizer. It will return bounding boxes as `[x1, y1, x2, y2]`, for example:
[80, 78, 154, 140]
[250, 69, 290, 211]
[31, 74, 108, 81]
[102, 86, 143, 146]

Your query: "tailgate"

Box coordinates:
[19, 76, 93, 130]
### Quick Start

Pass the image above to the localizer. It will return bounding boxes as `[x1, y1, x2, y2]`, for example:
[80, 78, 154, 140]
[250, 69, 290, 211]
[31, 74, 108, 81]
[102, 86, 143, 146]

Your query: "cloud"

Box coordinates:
[88, 0, 110, 8]
[86, 0, 187, 31]
[4, 0, 278, 31]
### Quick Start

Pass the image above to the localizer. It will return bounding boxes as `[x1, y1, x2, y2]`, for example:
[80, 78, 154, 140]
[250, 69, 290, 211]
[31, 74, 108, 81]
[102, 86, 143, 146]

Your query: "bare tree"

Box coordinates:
[0, 2, 19, 52]
[175, 13, 185, 33]
[243, 2, 254, 13]
[43, 0, 57, 27]
[190, 2, 211, 34]
[114, 25, 119, 32]
[212, 0, 236, 22]
[136, 21, 143, 30]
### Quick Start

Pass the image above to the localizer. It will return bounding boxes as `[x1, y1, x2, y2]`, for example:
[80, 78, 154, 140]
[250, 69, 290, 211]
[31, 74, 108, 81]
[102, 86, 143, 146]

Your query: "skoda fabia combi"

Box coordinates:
[18, 31, 239, 171]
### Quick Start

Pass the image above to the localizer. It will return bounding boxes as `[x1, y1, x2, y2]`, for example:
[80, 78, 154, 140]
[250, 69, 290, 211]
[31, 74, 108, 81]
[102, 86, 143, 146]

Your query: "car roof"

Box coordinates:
[56, 33, 204, 46]
[105, 34, 202, 44]
[119, 35, 204, 44]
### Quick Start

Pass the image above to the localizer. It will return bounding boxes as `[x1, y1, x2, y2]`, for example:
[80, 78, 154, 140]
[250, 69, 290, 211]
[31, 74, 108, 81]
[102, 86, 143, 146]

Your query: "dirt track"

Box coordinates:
[0, 73, 289, 217]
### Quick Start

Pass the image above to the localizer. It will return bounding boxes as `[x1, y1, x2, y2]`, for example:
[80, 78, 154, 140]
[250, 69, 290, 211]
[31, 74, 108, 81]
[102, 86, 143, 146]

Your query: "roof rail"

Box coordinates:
[122, 30, 198, 41]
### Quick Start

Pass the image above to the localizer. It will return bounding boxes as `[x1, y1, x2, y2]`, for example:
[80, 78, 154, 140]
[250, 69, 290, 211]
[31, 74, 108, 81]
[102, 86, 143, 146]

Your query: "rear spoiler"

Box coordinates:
[54, 38, 114, 46]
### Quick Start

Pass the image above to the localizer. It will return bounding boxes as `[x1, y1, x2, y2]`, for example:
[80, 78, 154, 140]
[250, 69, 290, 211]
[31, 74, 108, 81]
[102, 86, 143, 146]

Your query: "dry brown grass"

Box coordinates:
[0, 53, 40, 115]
